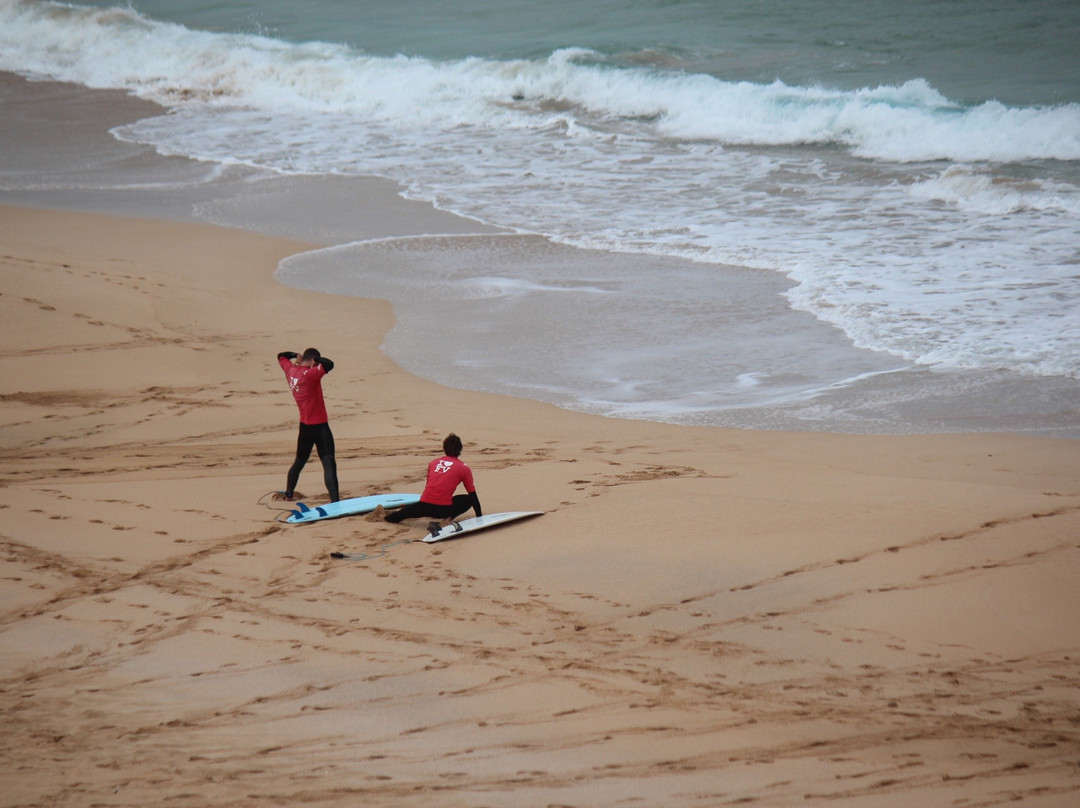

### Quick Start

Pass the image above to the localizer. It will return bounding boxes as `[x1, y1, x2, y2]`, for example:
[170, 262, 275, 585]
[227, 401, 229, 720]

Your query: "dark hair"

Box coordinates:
[443, 433, 463, 457]
[301, 347, 321, 363]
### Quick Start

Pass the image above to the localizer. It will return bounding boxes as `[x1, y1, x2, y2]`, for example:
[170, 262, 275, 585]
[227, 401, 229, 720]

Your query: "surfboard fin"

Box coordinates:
[426, 521, 441, 538]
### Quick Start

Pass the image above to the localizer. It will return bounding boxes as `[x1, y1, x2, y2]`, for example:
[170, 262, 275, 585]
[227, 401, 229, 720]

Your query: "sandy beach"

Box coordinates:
[2, 203, 1079, 807]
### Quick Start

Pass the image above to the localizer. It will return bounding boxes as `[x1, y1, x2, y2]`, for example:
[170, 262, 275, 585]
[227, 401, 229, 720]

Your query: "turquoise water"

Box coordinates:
[55, 0, 1080, 105]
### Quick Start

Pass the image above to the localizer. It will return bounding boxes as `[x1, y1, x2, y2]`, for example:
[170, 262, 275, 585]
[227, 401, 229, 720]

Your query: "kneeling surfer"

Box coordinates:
[385, 433, 481, 528]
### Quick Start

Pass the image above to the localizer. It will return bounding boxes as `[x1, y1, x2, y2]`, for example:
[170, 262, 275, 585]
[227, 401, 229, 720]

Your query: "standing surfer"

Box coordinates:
[278, 348, 340, 502]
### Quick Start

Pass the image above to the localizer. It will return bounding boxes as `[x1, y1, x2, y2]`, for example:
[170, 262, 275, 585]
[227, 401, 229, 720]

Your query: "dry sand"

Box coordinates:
[2, 204, 1079, 807]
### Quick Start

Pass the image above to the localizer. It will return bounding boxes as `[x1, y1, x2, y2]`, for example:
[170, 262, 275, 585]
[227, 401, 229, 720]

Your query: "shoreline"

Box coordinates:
[2, 203, 1079, 806]
[5, 71, 1079, 438]
[278, 229, 1080, 438]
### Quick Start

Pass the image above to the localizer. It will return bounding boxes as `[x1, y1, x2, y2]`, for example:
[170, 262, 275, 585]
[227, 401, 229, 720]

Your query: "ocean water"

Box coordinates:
[2, 0, 1079, 434]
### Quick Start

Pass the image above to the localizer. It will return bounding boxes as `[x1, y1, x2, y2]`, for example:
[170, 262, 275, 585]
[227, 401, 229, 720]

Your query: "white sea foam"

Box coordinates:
[3, 2, 1078, 163]
[911, 166, 1080, 215]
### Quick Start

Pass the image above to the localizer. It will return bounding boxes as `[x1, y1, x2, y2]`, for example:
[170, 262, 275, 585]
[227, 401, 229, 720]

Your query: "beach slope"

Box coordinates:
[2, 206, 1078, 807]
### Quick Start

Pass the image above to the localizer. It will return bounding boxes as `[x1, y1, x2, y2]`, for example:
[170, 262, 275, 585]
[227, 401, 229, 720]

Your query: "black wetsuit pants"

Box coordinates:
[384, 495, 477, 524]
[286, 421, 340, 501]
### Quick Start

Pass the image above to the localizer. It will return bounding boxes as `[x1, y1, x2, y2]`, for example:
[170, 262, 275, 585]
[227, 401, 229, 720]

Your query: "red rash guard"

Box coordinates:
[279, 355, 329, 425]
[421, 455, 476, 506]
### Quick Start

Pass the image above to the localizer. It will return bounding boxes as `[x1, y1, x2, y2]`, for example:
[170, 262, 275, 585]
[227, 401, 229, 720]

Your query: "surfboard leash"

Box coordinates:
[256, 490, 304, 523]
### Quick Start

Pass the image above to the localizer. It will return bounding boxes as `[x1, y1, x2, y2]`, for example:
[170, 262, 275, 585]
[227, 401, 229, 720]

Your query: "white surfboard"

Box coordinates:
[421, 511, 543, 543]
[286, 493, 420, 524]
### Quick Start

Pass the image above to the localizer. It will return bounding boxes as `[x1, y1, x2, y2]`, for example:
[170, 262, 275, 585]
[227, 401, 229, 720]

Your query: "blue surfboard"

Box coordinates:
[286, 493, 420, 524]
